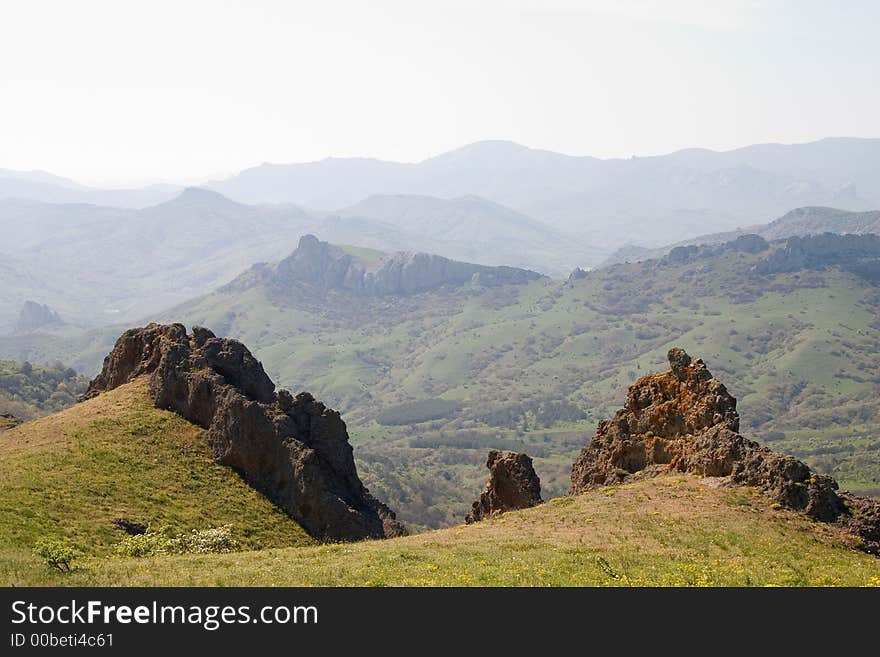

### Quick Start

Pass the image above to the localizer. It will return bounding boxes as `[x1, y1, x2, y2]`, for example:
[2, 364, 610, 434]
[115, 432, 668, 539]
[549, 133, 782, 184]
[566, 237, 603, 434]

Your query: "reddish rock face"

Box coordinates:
[466, 450, 542, 523]
[84, 323, 404, 542]
[571, 348, 740, 489]
[570, 348, 880, 554]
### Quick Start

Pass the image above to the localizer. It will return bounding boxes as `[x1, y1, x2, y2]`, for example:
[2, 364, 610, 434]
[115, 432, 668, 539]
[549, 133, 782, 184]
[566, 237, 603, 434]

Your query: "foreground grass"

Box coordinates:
[15, 475, 880, 586]
[0, 379, 312, 585]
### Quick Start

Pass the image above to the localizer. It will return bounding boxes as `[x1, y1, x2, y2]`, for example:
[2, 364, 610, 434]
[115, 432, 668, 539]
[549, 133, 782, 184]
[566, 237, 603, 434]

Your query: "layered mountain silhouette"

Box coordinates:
[0, 168, 180, 208]
[3, 137, 879, 250]
[0, 187, 578, 332]
[0, 189, 313, 331]
[206, 137, 880, 246]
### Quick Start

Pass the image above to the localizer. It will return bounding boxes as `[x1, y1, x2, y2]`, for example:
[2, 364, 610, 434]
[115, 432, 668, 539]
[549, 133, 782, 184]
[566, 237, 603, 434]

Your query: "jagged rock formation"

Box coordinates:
[0, 413, 20, 431]
[15, 300, 63, 333]
[567, 267, 589, 284]
[754, 233, 880, 282]
[570, 348, 880, 554]
[271, 234, 543, 296]
[83, 323, 405, 542]
[466, 450, 542, 523]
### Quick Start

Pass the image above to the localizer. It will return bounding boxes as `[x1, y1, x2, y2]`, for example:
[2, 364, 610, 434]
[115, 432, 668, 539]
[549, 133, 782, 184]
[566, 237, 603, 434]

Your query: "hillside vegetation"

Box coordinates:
[162, 244, 880, 528]
[12, 475, 880, 586]
[5, 238, 880, 529]
[0, 378, 313, 584]
[0, 359, 87, 420]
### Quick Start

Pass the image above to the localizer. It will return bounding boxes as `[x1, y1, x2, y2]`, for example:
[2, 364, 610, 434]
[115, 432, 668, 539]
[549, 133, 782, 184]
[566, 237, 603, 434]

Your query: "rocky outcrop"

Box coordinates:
[0, 413, 20, 431]
[15, 301, 63, 333]
[727, 233, 771, 254]
[570, 348, 880, 554]
[272, 234, 542, 297]
[466, 450, 542, 523]
[566, 267, 589, 284]
[754, 233, 880, 282]
[113, 518, 147, 536]
[83, 323, 405, 542]
[663, 234, 769, 266]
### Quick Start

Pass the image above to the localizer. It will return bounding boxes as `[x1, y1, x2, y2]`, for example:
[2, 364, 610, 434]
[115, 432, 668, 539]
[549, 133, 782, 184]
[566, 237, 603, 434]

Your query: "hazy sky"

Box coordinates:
[1, 0, 877, 185]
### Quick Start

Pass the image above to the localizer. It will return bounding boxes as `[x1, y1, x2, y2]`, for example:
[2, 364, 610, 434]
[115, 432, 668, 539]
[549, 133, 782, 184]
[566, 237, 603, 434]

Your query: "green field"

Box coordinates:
[10, 475, 880, 587]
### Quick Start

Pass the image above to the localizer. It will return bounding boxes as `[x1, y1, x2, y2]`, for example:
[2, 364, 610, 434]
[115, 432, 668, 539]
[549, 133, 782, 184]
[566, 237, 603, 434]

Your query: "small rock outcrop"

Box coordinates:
[15, 301, 63, 333]
[83, 323, 405, 542]
[466, 450, 542, 523]
[272, 234, 543, 297]
[0, 413, 20, 431]
[570, 348, 880, 554]
[113, 518, 148, 535]
[727, 233, 771, 254]
[567, 267, 589, 284]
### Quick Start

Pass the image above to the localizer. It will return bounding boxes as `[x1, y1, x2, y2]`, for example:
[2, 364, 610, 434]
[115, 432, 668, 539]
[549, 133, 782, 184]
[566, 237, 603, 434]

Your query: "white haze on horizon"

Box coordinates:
[0, 0, 877, 186]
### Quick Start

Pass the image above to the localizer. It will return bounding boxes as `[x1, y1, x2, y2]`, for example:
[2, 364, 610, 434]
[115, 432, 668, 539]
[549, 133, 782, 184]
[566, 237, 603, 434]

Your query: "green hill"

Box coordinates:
[16, 474, 880, 586]
[0, 378, 313, 585]
[5, 236, 880, 530]
[161, 243, 880, 528]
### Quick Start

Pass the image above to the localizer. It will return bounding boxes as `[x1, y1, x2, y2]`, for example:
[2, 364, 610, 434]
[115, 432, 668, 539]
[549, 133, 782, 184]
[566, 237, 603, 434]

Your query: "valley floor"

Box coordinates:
[5, 475, 879, 587]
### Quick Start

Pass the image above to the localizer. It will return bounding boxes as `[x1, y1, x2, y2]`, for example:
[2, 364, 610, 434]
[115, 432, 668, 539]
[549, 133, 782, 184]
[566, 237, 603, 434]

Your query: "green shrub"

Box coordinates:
[33, 537, 79, 572]
[113, 531, 175, 557]
[114, 525, 240, 558]
[177, 524, 240, 554]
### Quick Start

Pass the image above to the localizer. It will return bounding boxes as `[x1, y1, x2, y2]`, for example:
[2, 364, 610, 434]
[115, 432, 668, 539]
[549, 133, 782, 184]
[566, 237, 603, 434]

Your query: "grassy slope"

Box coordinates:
[22, 475, 880, 586]
[0, 378, 313, 585]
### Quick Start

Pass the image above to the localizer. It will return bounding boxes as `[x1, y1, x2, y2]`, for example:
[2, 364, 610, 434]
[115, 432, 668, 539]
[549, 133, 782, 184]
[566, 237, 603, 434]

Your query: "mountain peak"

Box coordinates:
[164, 186, 242, 208]
[15, 300, 64, 334]
[423, 140, 532, 164]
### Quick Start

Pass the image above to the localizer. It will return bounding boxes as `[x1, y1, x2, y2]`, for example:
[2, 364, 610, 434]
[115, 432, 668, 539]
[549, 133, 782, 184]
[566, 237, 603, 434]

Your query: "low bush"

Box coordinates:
[114, 524, 240, 558]
[33, 537, 79, 572]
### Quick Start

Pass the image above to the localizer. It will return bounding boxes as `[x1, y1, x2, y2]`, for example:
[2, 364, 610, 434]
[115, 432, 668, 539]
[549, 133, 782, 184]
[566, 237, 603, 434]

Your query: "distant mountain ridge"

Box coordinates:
[330, 193, 602, 274]
[0, 189, 314, 331]
[603, 206, 880, 265]
[206, 137, 880, 246]
[0, 168, 181, 208]
[0, 187, 587, 333]
[5, 137, 879, 249]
